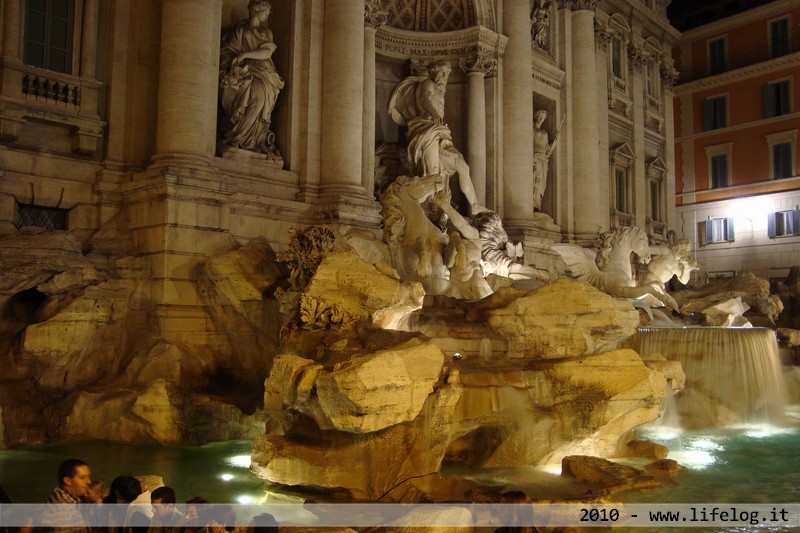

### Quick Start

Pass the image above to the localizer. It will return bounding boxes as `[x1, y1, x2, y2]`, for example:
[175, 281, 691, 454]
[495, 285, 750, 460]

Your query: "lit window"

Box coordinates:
[703, 217, 735, 244]
[702, 96, 727, 130]
[14, 203, 68, 231]
[768, 209, 800, 238]
[708, 37, 726, 75]
[23, 0, 75, 74]
[769, 18, 790, 58]
[763, 80, 791, 118]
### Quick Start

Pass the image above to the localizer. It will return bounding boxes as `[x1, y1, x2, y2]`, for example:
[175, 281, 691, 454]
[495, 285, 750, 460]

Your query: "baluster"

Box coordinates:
[71, 86, 79, 106]
[21, 74, 30, 95]
[42, 79, 50, 101]
[31, 77, 40, 97]
[51, 81, 60, 102]
[61, 84, 69, 103]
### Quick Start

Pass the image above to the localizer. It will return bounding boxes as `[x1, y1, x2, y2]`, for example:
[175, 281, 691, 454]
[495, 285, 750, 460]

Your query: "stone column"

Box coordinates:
[502, 0, 535, 230]
[2, 0, 20, 58]
[153, 0, 222, 166]
[80, 0, 98, 78]
[320, 0, 366, 198]
[460, 52, 496, 206]
[362, 1, 388, 201]
[567, 0, 601, 242]
[629, 40, 647, 228]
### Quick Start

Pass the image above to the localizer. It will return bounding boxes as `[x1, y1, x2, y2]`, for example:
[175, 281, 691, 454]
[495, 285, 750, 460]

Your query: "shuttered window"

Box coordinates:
[770, 18, 790, 58]
[768, 209, 800, 238]
[763, 80, 791, 118]
[702, 96, 727, 130]
[703, 218, 735, 244]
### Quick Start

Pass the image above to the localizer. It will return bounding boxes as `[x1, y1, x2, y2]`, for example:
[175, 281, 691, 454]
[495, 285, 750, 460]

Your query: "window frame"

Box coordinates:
[769, 16, 790, 58]
[707, 36, 727, 75]
[22, 0, 81, 75]
[702, 94, 728, 131]
[765, 130, 797, 180]
[704, 142, 732, 189]
[763, 78, 792, 118]
[768, 208, 800, 238]
[702, 217, 735, 245]
[611, 35, 624, 79]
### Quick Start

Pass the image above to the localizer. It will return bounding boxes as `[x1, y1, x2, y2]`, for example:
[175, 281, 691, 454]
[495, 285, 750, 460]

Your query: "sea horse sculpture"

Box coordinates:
[552, 226, 687, 311]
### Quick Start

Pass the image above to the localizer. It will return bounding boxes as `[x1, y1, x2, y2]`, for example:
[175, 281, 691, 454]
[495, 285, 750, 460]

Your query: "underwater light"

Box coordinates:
[671, 449, 716, 469]
[220, 473, 234, 481]
[237, 495, 254, 504]
[690, 439, 722, 451]
[226, 454, 251, 468]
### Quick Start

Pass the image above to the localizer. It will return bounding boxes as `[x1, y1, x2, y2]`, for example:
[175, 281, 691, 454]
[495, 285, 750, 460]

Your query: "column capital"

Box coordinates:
[627, 43, 647, 73]
[593, 20, 611, 52]
[364, 0, 389, 29]
[458, 50, 497, 77]
[557, 0, 597, 12]
[660, 64, 680, 89]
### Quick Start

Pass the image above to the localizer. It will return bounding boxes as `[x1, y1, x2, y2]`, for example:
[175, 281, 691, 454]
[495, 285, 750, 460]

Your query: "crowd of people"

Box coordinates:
[0, 458, 278, 533]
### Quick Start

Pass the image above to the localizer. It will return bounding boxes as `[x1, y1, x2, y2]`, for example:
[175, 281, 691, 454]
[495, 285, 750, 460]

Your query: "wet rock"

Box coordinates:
[644, 459, 685, 479]
[561, 455, 660, 492]
[625, 439, 669, 460]
[675, 271, 783, 325]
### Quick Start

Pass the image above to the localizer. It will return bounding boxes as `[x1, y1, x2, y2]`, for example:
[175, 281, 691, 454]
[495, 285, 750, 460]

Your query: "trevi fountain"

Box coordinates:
[0, 0, 798, 530]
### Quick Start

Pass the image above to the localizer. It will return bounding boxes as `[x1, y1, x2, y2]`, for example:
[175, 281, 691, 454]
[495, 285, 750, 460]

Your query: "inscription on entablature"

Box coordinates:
[377, 42, 476, 58]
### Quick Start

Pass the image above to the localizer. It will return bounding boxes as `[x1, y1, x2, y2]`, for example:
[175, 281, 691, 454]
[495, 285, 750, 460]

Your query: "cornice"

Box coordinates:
[673, 52, 800, 96]
[679, 0, 799, 43]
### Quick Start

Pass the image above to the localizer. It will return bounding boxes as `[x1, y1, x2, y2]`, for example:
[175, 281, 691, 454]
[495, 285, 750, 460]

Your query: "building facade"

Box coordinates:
[0, 0, 678, 346]
[672, 0, 800, 284]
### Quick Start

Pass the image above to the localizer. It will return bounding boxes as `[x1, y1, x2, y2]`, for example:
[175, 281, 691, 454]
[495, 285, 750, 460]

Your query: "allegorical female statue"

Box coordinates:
[219, 0, 284, 160]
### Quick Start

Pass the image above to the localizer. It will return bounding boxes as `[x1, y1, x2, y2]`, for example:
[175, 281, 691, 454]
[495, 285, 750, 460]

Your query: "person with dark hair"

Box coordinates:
[44, 458, 101, 533]
[247, 513, 278, 533]
[206, 504, 236, 533]
[147, 486, 182, 533]
[183, 497, 209, 533]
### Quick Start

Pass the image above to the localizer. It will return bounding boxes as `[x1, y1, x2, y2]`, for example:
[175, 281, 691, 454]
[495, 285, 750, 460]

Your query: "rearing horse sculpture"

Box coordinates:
[552, 226, 683, 310]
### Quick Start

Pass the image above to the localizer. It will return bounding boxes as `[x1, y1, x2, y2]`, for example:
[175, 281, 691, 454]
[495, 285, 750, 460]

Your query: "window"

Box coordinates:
[708, 37, 726, 75]
[611, 36, 623, 78]
[646, 61, 658, 97]
[703, 217, 735, 244]
[702, 96, 727, 130]
[710, 154, 729, 188]
[763, 80, 791, 118]
[766, 130, 797, 180]
[615, 168, 627, 212]
[774, 143, 793, 179]
[770, 18, 790, 58]
[649, 179, 660, 220]
[23, 0, 75, 74]
[13, 203, 68, 230]
[768, 208, 800, 238]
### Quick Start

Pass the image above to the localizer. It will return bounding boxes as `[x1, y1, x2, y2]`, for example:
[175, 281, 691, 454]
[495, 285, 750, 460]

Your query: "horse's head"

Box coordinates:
[624, 226, 651, 263]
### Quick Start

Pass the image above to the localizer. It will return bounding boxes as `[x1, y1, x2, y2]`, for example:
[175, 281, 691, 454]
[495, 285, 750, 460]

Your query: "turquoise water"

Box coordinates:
[0, 440, 268, 504]
[0, 423, 798, 512]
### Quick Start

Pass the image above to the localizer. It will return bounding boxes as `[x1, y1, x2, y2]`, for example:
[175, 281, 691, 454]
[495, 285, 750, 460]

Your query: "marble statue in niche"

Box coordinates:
[531, 0, 552, 50]
[532, 109, 562, 211]
[388, 60, 487, 216]
[219, 0, 284, 162]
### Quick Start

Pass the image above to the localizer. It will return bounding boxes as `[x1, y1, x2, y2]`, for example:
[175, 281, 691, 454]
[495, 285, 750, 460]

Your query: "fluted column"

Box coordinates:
[502, 0, 535, 229]
[320, 0, 366, 197]
[80, 0, 98, 78]
[2, 0, 20, 58]
[362, 1, 388, 200]
[153, 0, 222, 165]
[460, 52, 496, 206]
[568, 0, 601, 240]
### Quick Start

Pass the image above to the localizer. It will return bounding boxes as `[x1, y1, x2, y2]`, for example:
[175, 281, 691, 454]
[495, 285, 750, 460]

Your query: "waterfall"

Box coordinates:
[635, 327, 787, 428]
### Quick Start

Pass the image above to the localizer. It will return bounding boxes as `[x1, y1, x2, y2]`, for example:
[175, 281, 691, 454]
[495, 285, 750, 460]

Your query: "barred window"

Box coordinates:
[14, 203, 68, 230]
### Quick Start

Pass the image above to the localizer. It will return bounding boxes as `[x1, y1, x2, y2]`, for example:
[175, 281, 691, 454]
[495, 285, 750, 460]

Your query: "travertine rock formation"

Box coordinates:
[252, 261, 680, 501]
[0, 230, 279, 447]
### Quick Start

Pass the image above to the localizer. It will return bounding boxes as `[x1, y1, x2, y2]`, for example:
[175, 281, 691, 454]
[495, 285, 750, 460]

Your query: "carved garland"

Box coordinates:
[557, 0, 598, 11]
[660, 63, 680, 89]
[627, 44, 647, 73]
